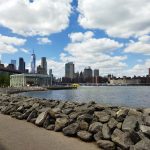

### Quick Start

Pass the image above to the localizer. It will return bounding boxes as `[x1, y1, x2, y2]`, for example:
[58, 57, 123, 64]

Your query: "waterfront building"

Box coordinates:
[41, 57, 47, 74]
[11, 60, 16, 69]
[84, 66, 92, 78]
[10, 73, 52, 87]
[7, 64, 15, 70]
[94, 69, 99, 77]
[65, 62, 74, 79]
[18, 57, 25, 73]
[30, 50, 36, 74]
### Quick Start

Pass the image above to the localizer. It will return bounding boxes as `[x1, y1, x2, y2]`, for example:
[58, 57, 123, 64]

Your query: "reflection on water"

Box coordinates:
[20, 86, 150, 108]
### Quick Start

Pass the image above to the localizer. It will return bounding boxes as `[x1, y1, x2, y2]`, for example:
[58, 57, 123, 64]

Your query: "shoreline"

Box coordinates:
[0, 93, 150, 149]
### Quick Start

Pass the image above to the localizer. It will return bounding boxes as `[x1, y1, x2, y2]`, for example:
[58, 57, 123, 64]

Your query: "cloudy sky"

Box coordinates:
[0, 0, 150, 77]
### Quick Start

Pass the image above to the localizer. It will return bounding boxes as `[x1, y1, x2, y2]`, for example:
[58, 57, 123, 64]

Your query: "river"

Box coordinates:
[20, 86, 150, 108]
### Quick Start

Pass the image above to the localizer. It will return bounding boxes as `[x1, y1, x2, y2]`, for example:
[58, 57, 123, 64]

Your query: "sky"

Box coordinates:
[0, 0, 150, 77]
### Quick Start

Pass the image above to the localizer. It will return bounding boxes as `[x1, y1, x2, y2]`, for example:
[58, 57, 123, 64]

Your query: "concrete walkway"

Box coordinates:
[0, 114, 99, 150]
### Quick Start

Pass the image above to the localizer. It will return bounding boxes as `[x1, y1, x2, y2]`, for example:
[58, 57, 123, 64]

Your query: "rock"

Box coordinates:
[111, 128, 133, 149]
[97, 140, 115, 150]
[89, 122, 103, 133]
[94, 111, 110, 123]
[35, 111, 48, 126]
[32, 103, 40, 109]
[94, 131, 103, 141]
[134, 138, 150, 150]
[116, 108, 129, 122]
[62, 108, 73, 115]
[128, 109, 142, 117]
[77, 131, 93, 141]
[116, 123, 122, 129]
[46, 124, 55, 130]
[94, 104, 107, 111]
[143, 108, 150, 116]
[79, 121, 89, 131]
[30, 118, 36, 124]
[21, 108, 33, 119]
[77, 114, 93, 123]
[63, 123, 79, 136]
[144, 116, 150, 126]
[140, 125, 150, 137]
[102, 124, 111, 139]
[43, 115, 51, 128]
[54, 117, 69, 131]
[10, 112, 22, 119]
[129, 131, 141, 144]
[108, 118, 118, 129]
[122, 116, 139, 132]
[17, 106, 25, 113]
[27, 110, 38, 122]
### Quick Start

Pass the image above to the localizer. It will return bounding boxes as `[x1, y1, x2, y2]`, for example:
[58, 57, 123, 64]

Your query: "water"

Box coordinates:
[20, 86, 150, 108]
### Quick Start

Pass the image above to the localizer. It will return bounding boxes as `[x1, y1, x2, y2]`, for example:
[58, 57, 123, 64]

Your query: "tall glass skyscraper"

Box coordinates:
[65, 62, 75, 79]
[30, 50, 36, 74]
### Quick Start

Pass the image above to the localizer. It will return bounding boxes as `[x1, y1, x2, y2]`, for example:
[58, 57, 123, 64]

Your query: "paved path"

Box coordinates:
[0, 114, 99, 150]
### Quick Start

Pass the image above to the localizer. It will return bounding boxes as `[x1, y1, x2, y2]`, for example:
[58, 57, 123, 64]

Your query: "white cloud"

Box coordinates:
[0, 0, 72, 36]
[20, 48, 29, 54]
[0, 34, 26, 54]
[78, 0, 150, 38]
[37, 37, 52, 45]
[60, 31, 127, 76]
[124, 35, 150, 55]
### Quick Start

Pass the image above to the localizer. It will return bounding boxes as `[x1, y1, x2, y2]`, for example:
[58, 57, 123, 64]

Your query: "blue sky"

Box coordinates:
[0, 0, 150, 77]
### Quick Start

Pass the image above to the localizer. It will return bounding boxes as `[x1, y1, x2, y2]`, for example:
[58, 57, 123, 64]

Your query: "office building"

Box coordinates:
[10, 73, 52, 87]
[11, 60, 16, 70]
[18, 57, 25, 73]
[65, 62, 74, 79]
[7, 64, 15, 70]
[30, 50, 36, 74]
[94, 69, 99, 77]
[41, 57, 47, 74]
[84, 66, 92, 78]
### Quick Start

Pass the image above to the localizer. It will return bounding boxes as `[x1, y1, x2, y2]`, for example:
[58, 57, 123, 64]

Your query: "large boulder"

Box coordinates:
[94, 111, 110, 123]
[128, 109, 142, 117]
[27, 110, 38, 122]
[94, 131, 103, 141]
[77, 114, 93, 123]
[111, 128, 133, 149]
[63, 123, 79, 136]
[35, 111, 48, 126]
[143, 108, 150, 116]
[77, 131, 93, 141]
[116, 108, 129, 122]
[140, 125, 150, 137]
[108, 118, 118, 129]
[79, 121, 89, 131]
[97, 140, 115, 150]
[89, 122, 103, 133]
[144, 116, 150, 126]
[54, 117, 69, 131]
[122, 116, 139, 132]
[133, 138, 150, 150]
[102, 124, 111, 140]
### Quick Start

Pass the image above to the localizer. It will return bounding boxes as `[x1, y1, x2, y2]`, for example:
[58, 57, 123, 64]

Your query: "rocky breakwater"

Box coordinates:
[0, 93, 150, 150]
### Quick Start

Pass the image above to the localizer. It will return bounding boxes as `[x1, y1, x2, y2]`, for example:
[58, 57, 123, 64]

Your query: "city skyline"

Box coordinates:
[0, 1, 150, 77]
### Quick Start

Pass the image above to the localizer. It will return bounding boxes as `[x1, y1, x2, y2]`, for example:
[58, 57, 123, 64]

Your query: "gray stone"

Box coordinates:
[94, 131, 103, 141]
[54, 117, 69, 131]
[46, 124, 55, 130]
[77, 131, 93, 141]
[43, 115, 51, 128]
[94, 104, 107, 111]
[134, 138, 150, 150]
[79, 121, 89, 131]
[128, 109, 142, 117]
[77, 114, 93, 123]
[140, 125, 150, 136]
[94, 111, 110, 123]
[27, 110, 38, 122]
[116, 108, 129, 122]
[97, 140, 115, 150]
[63, 123, 79, 136]
[89, 122, 103, 133]
[144, 116, 150, 126]
[35, 111, 48, 126]
[108, 118, 118, 129]
[122, 116, 138, 132]
[117, 123, 122, 129]
[17, 106, 25, 113]
[129, 131, 141, 144]
[111, 128, 133, 149]
[62, 108, 73, 115]
[102, 124, 111, 139]
[143, 108, 150, 116]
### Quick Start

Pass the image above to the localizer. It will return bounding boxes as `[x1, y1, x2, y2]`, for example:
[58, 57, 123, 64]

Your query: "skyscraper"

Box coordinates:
[94, 69, 99, 77]
[30, 50, 36, 74]
[41, 57, 47, 74]
[84, 66, 92, 78]
[65, 62, 74, 79]
[11, 60, 16, 69]
[18, 57, 25, 73]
